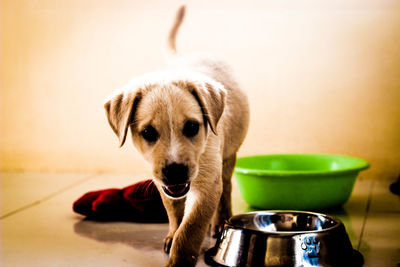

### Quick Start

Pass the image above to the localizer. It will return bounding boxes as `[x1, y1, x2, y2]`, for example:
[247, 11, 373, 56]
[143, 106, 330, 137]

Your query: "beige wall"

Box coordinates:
[1, 0, 399, 179]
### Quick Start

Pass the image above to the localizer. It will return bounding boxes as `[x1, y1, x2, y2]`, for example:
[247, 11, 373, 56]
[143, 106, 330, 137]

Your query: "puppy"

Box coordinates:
[104, 6, 249, 267]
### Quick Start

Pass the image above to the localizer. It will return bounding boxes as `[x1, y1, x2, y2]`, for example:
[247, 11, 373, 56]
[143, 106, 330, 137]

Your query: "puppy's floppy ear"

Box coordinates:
[187, 80, 227, 135]
[104, 88, 142, 147]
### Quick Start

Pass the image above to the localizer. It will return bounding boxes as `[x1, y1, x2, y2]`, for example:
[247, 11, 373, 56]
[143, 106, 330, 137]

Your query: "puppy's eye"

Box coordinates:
[141, 125, 159, 143]
[183, 120, 199, 138]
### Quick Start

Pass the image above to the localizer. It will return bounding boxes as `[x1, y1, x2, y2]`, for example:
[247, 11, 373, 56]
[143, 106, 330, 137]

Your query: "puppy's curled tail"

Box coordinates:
[167, 5, 186, 55]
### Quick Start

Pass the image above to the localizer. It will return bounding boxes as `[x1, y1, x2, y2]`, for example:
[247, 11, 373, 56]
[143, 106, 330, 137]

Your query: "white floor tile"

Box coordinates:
[0, 172, 93, 217]
[360, 178, 400, 267]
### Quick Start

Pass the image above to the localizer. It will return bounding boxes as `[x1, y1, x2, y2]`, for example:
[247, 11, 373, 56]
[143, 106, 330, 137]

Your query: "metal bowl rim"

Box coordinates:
[226, 210, 343, 235]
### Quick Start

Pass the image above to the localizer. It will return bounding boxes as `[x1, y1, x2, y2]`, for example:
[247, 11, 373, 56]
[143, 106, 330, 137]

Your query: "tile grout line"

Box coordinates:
[0, 173, 99, 220]
[357, 178, 375, 251]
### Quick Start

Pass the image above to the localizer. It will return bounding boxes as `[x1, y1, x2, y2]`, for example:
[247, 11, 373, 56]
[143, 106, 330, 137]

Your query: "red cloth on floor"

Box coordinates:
[73, 179, 168, 222]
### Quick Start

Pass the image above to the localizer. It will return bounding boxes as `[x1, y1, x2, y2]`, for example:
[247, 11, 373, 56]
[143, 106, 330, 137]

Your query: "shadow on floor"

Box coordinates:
[73, 219, 169, 251]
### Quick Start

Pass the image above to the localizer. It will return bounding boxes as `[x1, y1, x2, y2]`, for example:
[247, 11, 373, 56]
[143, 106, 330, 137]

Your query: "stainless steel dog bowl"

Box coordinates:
[205, 211, 363, 267]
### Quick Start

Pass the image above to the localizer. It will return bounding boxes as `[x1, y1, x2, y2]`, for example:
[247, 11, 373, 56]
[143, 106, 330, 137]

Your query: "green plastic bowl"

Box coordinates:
[234, 154, 369, 210]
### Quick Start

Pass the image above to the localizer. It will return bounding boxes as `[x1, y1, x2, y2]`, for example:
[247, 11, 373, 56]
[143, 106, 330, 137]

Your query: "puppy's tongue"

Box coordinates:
[166, 184, 187, 195]
[162, 183, 190, 198]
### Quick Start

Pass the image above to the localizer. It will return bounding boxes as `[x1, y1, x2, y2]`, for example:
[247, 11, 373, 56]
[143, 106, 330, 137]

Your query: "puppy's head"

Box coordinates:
[104, 71, 226, 199]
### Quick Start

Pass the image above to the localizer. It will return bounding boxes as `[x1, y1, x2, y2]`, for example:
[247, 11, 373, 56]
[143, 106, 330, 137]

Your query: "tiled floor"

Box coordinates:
[1, 172, 399, 266]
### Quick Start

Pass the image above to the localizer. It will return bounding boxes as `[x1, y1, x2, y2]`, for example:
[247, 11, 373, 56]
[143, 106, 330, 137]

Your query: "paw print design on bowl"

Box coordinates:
[301, 236, 321, 265]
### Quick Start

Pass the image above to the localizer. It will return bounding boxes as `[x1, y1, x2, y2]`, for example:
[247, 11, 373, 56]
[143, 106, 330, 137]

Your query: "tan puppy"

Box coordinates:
[104, 6, 249, 267]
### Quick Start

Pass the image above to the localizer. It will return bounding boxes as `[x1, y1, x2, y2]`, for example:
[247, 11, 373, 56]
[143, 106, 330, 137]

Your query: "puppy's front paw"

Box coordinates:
[165, 255, 197, 267]
[164, 236, 173, 254]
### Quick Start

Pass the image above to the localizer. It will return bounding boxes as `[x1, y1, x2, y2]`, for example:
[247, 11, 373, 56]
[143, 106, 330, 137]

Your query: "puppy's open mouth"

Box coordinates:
[162, 183, 190, 198]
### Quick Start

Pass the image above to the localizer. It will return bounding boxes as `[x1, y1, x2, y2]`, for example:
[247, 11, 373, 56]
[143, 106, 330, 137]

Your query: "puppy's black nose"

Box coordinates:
[162, 163, 189, 185]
